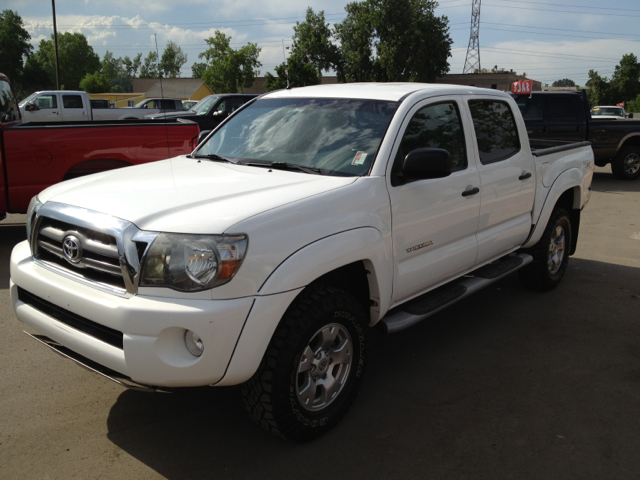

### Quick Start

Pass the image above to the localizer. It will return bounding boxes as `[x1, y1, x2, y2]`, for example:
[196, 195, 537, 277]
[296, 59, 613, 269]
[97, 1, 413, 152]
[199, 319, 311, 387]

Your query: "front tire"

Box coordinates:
[241, 285, 368, 442]
[611, 146, 640, 180]
[518, 208, 572, 291]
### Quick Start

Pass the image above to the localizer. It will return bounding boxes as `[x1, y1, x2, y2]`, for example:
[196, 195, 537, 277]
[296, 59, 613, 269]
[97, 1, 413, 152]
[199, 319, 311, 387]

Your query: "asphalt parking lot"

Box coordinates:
[1, 167, 638, 480]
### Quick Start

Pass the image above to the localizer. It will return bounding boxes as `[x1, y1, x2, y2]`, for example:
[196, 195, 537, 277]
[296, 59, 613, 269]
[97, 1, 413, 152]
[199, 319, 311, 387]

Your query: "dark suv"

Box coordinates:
[145, 94, 258, 130]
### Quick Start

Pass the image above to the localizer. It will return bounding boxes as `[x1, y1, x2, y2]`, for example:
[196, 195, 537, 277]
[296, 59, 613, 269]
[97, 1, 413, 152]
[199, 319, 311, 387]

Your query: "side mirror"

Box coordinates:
[213, 110, 229, 117]
[196, 130, 211, 147]
[628, 113, 634, 119]
[402, 148, 453, 181]
[25, 102, 39, 111]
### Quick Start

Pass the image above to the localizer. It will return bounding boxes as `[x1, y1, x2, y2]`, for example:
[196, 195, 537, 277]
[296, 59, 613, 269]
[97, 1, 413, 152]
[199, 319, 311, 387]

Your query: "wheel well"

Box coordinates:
[63, 159, 132, 180]
[620, 136, 640, 151]
[310, 261, 371, 312]
[555, 188, 580, 255]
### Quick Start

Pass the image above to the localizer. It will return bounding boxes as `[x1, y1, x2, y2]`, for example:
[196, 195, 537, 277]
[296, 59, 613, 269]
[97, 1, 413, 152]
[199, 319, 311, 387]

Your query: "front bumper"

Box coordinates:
[10, 240, 255, 387]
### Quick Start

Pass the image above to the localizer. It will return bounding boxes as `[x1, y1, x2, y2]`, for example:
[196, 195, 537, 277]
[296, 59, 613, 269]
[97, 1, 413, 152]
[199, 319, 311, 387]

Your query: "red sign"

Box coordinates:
[617, 102, 625, 107]
[511, 79, 533, 94]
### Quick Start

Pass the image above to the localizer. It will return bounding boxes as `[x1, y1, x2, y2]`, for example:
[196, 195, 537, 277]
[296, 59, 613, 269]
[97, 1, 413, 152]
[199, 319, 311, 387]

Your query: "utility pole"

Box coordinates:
[51, 0, 60, 89]
[463, 0, 481, 74]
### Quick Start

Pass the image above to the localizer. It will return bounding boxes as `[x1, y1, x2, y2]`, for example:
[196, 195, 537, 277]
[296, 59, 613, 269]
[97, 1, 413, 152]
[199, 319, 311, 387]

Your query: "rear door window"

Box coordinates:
[468, 100, 521, 164]
[63, 95, 84, 108]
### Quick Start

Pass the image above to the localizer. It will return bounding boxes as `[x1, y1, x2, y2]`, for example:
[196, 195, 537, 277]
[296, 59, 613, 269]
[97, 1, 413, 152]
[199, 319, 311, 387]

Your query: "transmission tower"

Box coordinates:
[463, 0, 481, 74]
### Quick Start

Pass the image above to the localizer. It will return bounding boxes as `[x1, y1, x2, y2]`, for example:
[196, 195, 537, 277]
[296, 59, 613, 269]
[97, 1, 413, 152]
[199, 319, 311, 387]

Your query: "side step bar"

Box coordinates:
[380, 253, 533, 334]
[23, 331, 163, 393]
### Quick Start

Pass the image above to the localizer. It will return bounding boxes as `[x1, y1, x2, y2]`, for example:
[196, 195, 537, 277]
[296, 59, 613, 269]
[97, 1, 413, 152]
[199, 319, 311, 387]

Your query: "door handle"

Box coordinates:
[519, 172, 532, 180]
[461, 187, 479, 197]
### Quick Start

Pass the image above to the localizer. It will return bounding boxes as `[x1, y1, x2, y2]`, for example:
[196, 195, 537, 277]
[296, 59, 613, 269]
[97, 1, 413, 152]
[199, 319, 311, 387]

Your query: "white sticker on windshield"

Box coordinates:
[352, 151, 368, 165]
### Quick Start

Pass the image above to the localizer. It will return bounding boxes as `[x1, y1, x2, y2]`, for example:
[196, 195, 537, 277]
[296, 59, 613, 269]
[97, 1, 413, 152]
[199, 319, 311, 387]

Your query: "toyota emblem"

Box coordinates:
[62, 235, 83, 264]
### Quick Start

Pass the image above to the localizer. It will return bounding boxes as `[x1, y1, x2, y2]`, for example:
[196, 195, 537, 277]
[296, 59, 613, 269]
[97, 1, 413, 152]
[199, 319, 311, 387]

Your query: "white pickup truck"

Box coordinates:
[10, 83, 593, 442]
[18, 90, 184, 122]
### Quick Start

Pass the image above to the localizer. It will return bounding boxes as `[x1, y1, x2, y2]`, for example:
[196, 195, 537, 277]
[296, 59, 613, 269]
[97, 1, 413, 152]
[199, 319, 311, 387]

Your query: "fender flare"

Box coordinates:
[258, 227, 392, 322]
[523, 168, 583, 248]
[217, 227, 392, 386]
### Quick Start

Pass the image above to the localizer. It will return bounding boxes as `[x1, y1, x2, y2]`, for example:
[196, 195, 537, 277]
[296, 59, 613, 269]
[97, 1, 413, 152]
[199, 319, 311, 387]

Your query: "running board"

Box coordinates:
[380, 253, 533, 334]
[23, 331, 164, 393]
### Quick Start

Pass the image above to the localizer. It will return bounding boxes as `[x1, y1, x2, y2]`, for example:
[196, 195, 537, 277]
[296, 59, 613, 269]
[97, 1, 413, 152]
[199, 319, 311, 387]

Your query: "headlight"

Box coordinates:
[140, 233, 248, 292]
[26, 196, 42, 246]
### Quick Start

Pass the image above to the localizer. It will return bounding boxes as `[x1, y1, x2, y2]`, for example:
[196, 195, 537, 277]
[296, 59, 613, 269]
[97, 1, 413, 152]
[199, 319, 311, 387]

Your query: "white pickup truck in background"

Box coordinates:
[10, 83, 593, 442]
[18, 90, 184, 121]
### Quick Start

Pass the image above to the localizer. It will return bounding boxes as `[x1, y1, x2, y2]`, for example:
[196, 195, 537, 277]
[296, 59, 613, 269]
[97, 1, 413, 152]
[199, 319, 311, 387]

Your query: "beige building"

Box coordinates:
[89, 78, 214, 108]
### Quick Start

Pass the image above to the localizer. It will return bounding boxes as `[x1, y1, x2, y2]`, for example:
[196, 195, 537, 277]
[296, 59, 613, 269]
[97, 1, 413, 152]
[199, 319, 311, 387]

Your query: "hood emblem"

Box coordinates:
[62, 235, 83, 264]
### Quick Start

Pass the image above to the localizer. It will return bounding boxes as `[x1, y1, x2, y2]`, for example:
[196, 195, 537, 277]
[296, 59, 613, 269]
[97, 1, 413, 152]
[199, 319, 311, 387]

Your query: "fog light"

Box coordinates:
[184, 330, 204, 357]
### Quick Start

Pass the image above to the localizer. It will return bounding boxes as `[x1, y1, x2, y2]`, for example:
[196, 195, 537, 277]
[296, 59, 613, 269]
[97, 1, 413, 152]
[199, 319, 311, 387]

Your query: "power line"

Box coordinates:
[483, 2, 640, 18]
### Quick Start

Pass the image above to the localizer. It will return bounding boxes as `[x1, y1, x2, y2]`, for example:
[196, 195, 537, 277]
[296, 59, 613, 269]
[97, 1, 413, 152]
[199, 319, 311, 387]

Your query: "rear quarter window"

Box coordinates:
[0, 80, 20, 123]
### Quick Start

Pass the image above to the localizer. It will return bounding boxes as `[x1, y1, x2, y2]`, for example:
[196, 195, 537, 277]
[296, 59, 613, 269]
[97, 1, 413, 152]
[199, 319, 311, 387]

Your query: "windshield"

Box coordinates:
[591, 107, 624, 117]
[195, 97, 398, 176]
[19, 92, 38, 108]
[192, 96, 219, 115]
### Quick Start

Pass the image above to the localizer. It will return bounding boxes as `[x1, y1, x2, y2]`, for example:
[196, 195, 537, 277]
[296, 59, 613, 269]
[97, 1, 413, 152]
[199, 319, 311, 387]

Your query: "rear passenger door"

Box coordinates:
[388, 97, 481, 304]
[61, 94, 88, 122]
[466, 97, 536, 265]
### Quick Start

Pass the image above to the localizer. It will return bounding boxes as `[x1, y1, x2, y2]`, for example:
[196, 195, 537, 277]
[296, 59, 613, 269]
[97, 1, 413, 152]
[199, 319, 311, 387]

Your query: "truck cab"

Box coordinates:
[19, 91, 91, 123]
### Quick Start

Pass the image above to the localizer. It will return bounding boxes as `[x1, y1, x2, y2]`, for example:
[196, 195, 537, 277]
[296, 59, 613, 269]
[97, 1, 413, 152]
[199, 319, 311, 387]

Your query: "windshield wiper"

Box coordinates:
[244, 161, 322, 175]
[191, 153, 237, 163]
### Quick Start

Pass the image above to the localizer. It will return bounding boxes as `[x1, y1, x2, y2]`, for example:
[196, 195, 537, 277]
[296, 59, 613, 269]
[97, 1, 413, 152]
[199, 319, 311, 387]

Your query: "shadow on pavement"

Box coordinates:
[106, 258, 640, 480]
[591, 170, 640, 193]
[0, 225, 26, 290]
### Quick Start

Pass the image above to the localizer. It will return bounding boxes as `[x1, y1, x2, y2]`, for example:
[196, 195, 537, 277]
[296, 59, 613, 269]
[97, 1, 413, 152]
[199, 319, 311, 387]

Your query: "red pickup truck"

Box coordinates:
[0, 73, 200, 220]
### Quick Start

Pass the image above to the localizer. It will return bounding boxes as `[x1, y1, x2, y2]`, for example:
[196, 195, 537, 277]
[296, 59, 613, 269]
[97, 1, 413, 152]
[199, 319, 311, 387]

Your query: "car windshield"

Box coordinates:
[191, 96, 219, 115]
[19, 92, 38, 108]
[195, 97, 399, 176]
[592, 107, 624, 117]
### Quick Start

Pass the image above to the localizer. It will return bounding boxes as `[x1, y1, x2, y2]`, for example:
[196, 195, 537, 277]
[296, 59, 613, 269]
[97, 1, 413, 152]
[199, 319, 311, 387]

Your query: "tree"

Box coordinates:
[552, 78, 576, 87]
[28, 31, 100, 90]
[79, 71, 111, 93]
[291, 9, 341, 77]
[160, 41, 187, 77]
[334, 0, 452, 83]
[0, 10, 32, 88]
[191, 62, 207, 78]
[627, 94, 640, 113]
[610, 53, 640, 104]
[198, 32, 261, 93]
[139, 51, 159, 78]
[264, 54, 321, 91]
[101, 51, 121, 85]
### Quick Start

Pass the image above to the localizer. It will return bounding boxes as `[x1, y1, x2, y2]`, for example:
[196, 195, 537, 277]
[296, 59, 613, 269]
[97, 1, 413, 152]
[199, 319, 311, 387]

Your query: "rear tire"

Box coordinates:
[241, 285, 368, 442]
[518, 208, 572, 291]
[611, 146, 640, 180]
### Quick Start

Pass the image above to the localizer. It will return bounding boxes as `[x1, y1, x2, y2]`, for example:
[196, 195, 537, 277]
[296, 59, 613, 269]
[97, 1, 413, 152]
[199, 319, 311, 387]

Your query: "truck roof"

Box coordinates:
[263, 82, 511, 102]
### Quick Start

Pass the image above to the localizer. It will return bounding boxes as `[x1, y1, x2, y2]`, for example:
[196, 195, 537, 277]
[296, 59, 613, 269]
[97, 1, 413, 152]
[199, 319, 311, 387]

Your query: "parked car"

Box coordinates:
[11, 83, 593, 441]
[0, 74, 200, 220]
[145, 94, 258, 130]
[590, 105, 627, 118]
[512, 90, 640, 179]
[18, 91, 184, 121]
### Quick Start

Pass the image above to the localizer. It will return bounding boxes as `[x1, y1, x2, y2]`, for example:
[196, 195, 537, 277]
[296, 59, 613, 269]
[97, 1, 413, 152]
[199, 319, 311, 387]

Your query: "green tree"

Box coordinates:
[28, 32, 100, 90]
[264, 54, 321, 91]
[123, 53, 142, 79]
[198, 32, 261, 93]
[101, 51, 121, 85]
[291, 9, 341, 77]
[191, 62, 207, 78]
[79, 71, 111, 93]
[627, 94, 640, 113]
[139, 51, 159, 78]
[552, 78, 576, 87]
[610, 53, 640, 104]
[160, 41, 187, 77]
[0, 10, 32, 89]
[334, 0, 452, 83]
[21, 56, 51, 94]
[586, 69, 614, 106]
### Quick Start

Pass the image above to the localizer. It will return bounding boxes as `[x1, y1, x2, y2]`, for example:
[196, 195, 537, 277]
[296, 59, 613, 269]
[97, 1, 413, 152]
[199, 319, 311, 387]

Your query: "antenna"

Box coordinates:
[155, 34, 171, 159]
[282, 39, 290, 89]
[463, 0, 482, 74]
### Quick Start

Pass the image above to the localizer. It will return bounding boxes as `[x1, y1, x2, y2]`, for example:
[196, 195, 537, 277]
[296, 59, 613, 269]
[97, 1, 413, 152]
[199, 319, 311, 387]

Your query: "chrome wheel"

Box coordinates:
[296, 323, 353, 412]
[548, 225, 566, 275]
[623, 152, 640, 176]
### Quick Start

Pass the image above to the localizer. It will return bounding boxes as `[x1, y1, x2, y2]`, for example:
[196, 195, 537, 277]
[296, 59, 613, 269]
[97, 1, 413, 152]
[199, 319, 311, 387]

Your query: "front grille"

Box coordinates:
[18, 287, 124, 349]
[29, 202, 158, 296]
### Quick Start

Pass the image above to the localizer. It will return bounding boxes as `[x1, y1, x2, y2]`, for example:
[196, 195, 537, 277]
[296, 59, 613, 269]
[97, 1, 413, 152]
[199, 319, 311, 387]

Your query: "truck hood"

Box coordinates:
[37, 157, 357, 234]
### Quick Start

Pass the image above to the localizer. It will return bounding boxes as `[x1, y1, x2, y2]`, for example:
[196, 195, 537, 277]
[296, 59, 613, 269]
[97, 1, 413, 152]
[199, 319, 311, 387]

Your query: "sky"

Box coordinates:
[5, 0, 640, 86]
